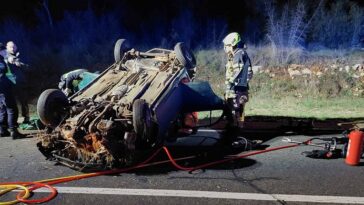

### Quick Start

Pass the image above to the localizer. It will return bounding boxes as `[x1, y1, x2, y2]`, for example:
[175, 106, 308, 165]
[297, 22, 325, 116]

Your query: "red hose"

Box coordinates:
[0, 181, 57, 204]
[163, 143, 301, 172]
[1, 142, 305, 204]
[16, 182, 58, 204]
[0, 147, 164, 204]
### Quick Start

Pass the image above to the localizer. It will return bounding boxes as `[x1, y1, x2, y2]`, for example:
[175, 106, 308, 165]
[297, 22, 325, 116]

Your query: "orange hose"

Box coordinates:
[163, 144, 301, 172]
[15, 182, 57, 204]
[1, 141, 305, 204]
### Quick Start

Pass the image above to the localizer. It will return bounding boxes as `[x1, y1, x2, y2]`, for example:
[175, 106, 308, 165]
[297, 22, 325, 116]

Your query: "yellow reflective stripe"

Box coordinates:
[233, 63, 243, 69]
[225, 81, 231, 85]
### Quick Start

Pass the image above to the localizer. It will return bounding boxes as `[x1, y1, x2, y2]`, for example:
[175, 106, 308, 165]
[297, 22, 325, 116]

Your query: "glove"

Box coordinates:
[63, 88, 72, 96]
[15, 61, 21, 67]
[7, 56, 15, 64]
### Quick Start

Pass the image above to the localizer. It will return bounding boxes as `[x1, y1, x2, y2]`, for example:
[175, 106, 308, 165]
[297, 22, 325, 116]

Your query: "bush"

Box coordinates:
[0, 1, 362, 101]
[194, 49, 226, 96]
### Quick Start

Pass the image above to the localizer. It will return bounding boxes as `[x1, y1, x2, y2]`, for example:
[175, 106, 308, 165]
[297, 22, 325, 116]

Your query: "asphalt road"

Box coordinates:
[0, 129, 363, 205]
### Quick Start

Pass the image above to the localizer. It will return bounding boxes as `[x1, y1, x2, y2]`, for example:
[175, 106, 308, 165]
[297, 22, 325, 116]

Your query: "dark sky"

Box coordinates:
[0, 0, 264, 29]
[1, 1, 363, 21]
[1, 0, 363, 32]
[0, 0, 362, 47]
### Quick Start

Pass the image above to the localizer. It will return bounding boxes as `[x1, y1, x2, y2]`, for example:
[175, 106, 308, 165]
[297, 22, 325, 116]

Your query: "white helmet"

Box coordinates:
[222, 32, 241, 47]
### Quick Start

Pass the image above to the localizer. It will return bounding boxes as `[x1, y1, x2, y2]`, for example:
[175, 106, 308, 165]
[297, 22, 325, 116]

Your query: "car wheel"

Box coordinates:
[133, 99, 152, 143]
[174, 42, 196, 69]
[37, 89, 69, 128]
[114, 39, 130, 63]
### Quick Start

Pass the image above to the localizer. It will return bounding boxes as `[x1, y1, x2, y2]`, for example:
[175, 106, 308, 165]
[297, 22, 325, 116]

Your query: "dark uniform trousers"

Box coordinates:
[0, 72, 18, 132]
[6, 62, 29, 121]
[0, 93, 18, 131]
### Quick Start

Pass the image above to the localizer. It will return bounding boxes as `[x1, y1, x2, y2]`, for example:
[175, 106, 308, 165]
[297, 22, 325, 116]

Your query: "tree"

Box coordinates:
[265, 0, 307, 64]
[309, 0, 363, 49]
[40, 0, 53, 28]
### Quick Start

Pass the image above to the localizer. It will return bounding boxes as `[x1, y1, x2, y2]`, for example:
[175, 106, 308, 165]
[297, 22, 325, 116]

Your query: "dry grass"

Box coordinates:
[194, 49, 364, 119]
[246, 96, 364, 119]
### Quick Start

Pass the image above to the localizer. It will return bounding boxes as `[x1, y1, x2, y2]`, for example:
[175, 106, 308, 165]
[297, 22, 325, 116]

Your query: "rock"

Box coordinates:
[330, 64, 338, 69]
[252, 65, 262, 73]
[353, 64, 362, 71]
[288, 69, 301, 79]
[352, 74, 360, 78]
[289, 64, 304, 70]
[294, 92, 303, 98]
[316, 71, 323, 77]
[301, 68, 312, 75]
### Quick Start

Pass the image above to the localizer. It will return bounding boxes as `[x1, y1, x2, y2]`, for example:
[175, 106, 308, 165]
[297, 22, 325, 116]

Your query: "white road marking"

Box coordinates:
[197, 129, 222, 133]
[32, 187, 364, 204]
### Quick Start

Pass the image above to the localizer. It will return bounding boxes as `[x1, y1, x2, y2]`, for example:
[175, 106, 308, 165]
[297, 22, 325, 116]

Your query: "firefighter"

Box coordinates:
[6, 41, 22, 67]
[5, 41, 30, 124]
[0, 43, 25, 139]
[58, 69, 88, 97]
[222, 32, 253, 127]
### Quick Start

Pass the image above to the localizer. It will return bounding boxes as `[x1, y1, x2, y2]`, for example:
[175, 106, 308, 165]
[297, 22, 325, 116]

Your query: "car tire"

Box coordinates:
[114, 39, 130, 63]
[133, 99, 152, 142]
[37, 89, 69, 128]
[174, 42, 196, 69]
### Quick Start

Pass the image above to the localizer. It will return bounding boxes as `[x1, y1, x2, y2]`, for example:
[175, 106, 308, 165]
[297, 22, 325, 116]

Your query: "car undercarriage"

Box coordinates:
[36, 40, 224, 171]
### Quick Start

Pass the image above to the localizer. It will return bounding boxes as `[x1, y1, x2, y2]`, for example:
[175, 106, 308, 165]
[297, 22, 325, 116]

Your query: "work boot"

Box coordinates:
[10, 129, 26, 140]
[0, 128, 10, 137]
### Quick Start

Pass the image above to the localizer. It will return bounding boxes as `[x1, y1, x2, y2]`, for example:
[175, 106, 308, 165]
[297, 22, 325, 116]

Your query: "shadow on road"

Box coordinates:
[128, 115, 364, 175]
[200, 115, 364, 137]
[131, 148, 258, 175]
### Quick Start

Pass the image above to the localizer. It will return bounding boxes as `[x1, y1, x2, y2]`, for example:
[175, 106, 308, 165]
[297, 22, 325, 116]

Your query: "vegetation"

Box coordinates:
[195, 49, 364, 119]
[0, 0, 362, 118]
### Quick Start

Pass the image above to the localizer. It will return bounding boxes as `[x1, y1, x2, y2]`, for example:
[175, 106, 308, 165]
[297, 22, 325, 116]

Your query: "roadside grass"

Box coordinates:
[25, 48, 364, 120]
[194, 49, 364, 119]
[196, 94, 364, 120]
[246, 96, 364, 119]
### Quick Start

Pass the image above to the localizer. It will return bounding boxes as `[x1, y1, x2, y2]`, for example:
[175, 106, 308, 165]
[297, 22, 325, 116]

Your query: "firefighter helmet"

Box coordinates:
[222, 32, 241, 47]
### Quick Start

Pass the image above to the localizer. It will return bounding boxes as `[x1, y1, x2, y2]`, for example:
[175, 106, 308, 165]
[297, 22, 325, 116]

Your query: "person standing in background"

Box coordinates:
[0, 43, 25, 139]
[5, 41, 30, 124]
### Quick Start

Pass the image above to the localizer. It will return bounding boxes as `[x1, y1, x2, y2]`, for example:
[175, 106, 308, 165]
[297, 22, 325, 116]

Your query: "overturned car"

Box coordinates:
[36, 40, 224, 171]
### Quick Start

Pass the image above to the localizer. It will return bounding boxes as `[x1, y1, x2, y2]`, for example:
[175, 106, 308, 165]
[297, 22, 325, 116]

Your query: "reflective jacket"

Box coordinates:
[5, 53, 26, 85]
[0, 57, 14, 97]
[225, 48, 251, 90]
